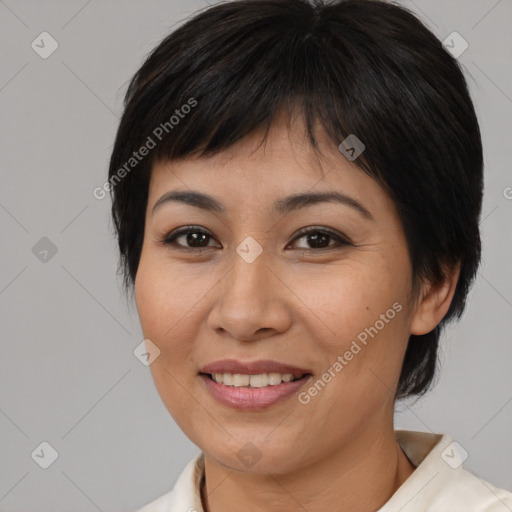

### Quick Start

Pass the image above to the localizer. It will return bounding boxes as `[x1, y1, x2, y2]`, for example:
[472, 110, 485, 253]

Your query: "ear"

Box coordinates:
[410, 263, 461, 335]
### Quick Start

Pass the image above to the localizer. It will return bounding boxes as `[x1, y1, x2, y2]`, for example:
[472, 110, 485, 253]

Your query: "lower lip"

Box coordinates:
[199, 374, 311, 410]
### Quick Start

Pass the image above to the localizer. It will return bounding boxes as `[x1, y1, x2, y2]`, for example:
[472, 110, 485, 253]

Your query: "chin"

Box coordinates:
[201, 434, 307, 475]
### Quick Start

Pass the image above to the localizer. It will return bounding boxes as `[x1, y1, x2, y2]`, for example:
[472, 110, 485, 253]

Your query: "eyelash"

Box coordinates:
[161, 226, 352, 252]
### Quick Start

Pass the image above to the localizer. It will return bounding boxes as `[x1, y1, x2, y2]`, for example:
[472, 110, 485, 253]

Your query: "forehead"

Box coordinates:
[152, 117, 358, 184]
[146, 115, 392, 221]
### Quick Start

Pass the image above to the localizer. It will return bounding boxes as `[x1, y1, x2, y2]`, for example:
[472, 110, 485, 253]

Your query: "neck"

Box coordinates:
[200, 426, 416, 512]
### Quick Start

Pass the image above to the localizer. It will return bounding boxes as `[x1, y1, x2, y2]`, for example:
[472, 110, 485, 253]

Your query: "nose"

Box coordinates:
[207, 246, 292, 342]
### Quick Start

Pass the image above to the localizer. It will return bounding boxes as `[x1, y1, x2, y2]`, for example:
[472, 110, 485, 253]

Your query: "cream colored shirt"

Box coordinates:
[135, 430, 512, 511]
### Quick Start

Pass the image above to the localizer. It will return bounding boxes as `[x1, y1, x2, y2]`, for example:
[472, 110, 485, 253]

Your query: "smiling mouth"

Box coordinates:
[201, 372, 311, 388]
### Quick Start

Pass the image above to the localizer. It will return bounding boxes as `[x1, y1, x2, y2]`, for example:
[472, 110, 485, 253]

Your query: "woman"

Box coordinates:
[107, 0, 512, 510]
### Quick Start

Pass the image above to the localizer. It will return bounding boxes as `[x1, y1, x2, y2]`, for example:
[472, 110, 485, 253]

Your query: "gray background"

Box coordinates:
[0, 0, 511, 510]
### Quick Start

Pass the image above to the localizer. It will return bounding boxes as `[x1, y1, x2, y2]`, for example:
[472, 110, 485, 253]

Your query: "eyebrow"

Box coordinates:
[152, 190, 374, 220]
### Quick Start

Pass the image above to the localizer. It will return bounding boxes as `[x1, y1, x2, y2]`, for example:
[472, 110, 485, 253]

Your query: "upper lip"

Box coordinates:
[199, 359, 312, 378]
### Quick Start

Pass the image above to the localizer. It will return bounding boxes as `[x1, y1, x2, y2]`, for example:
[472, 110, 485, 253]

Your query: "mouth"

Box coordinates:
[199, 358, 312, 379]
[198, 359, 313, 409]
[200, 372, 309, 387]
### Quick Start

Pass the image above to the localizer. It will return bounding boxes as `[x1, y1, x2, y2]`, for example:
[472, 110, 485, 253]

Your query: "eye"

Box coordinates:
[161, 226, 218, 250]
[161, 226, 352, 252]
[288, 226, 352, 251]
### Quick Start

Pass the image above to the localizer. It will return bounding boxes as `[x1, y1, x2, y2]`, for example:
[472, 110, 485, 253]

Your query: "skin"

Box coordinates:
[134, 111, 459, 512]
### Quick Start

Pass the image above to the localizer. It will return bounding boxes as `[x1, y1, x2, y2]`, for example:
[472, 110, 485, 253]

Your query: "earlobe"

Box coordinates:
[410, 263, 461, 336]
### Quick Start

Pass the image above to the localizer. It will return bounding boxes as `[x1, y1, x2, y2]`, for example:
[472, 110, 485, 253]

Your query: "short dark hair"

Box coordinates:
[108, 0, 483, 400]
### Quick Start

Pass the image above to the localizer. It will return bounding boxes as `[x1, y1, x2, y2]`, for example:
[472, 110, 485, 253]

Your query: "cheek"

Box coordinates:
[290, 256, 413, 410]
[134, 254, 212, 358]
[290, 258, 410, 351]
[134, 255, 204, 426]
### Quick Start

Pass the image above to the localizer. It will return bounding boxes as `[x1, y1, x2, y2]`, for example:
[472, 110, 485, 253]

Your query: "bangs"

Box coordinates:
[115, 0, 426, 178]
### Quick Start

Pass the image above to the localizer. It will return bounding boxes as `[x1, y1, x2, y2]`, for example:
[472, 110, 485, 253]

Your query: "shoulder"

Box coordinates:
[133, 452, 205, 512]
[433, 466, 512, 511]
[384, 430, 512, 511]
[134, 490, 174, 512]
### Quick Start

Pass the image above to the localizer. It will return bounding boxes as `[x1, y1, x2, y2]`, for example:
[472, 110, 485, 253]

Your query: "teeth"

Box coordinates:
[268, 373, 283, 385]
[233, 374, 250, 387]
[211, 372, 300, 387]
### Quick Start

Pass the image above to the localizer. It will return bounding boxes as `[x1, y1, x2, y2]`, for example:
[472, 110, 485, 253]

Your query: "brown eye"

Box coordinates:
[163, 227, 219, 250]
[289, 227, 352, 251]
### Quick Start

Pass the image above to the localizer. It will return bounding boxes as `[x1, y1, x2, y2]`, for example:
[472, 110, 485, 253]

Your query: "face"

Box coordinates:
[135, 115, 419, 475]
